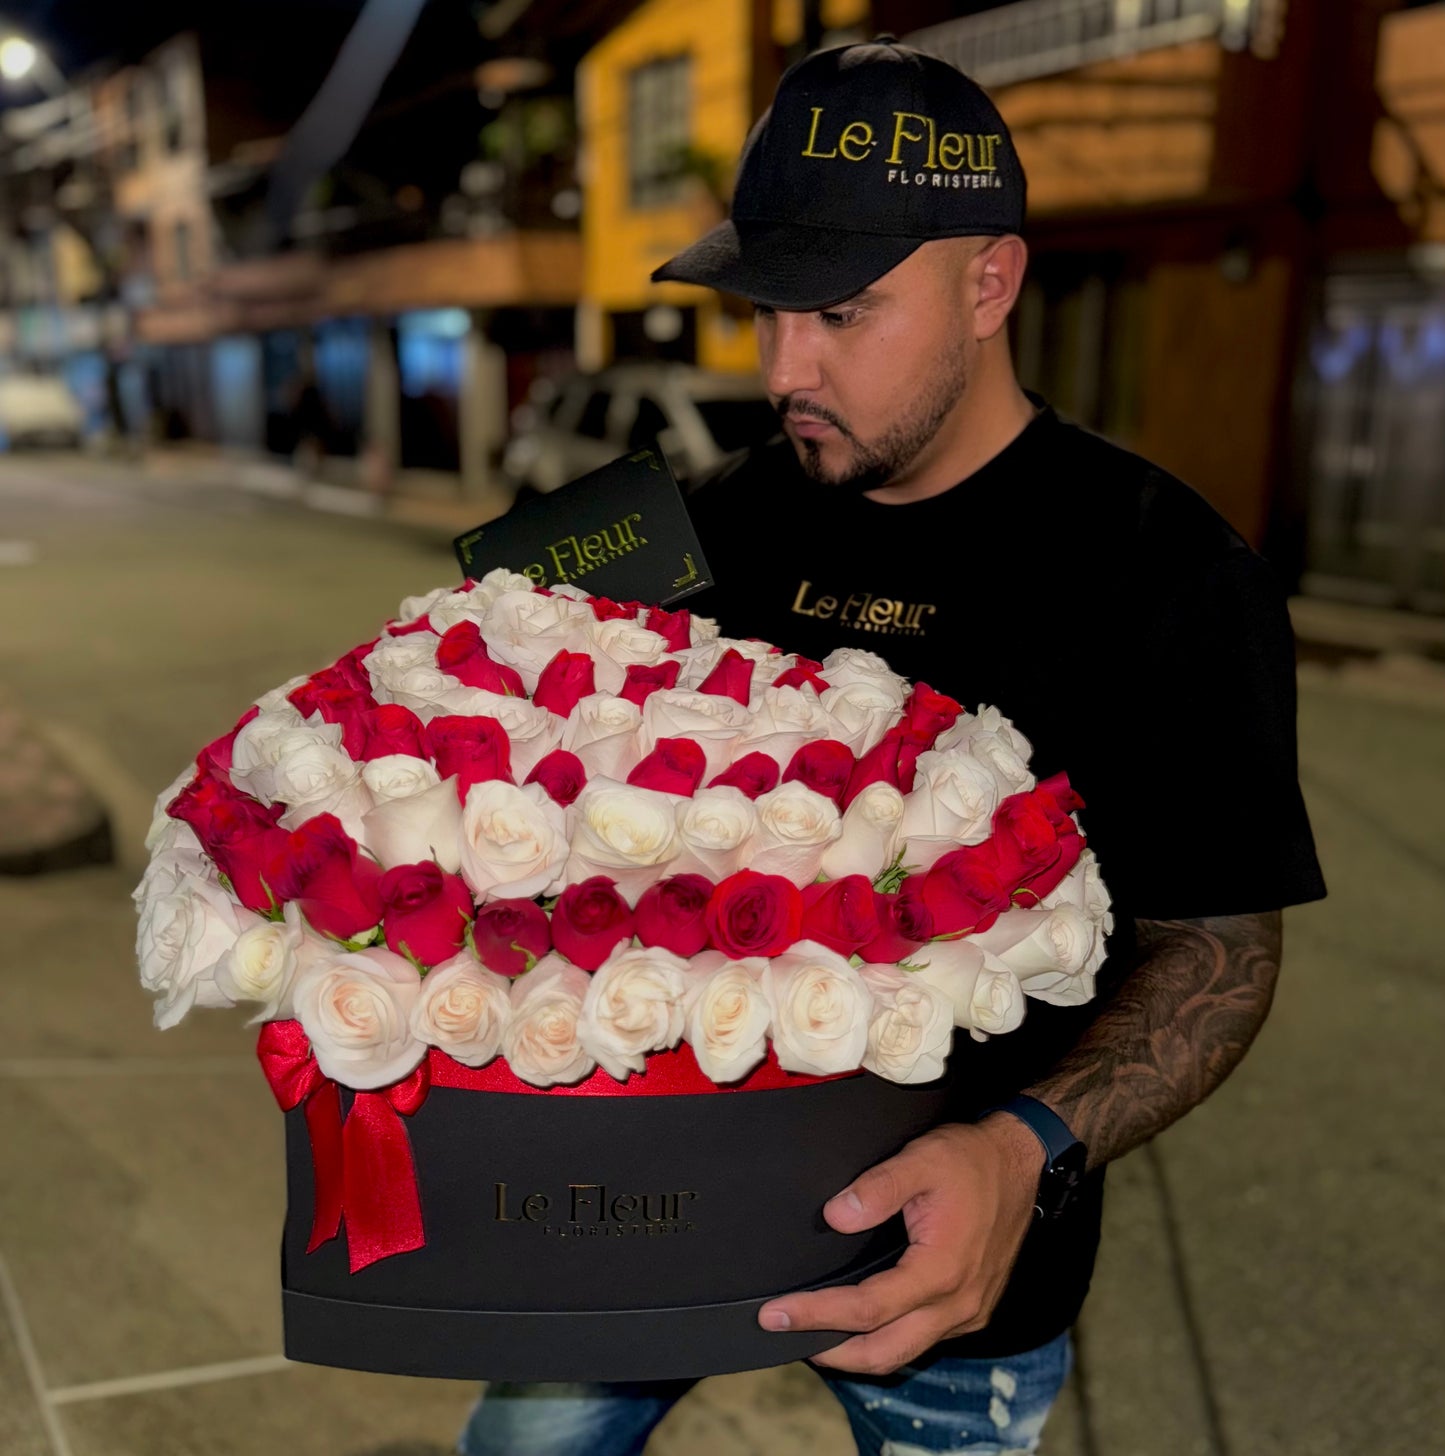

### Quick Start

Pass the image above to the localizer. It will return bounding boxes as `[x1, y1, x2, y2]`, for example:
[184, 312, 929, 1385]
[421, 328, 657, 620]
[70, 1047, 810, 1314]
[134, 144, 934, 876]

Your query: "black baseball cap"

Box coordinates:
[651, 38, 1026, 311]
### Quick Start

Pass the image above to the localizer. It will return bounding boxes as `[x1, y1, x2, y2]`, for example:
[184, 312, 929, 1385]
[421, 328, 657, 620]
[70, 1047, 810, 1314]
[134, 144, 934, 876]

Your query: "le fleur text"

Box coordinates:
[792, 579, 937, 636]
[494, 1181, 699, 1240]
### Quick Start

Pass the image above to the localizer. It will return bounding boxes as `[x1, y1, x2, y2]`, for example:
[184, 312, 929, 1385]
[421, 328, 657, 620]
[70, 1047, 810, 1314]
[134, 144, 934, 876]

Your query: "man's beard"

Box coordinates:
[777, 339, 968, 493]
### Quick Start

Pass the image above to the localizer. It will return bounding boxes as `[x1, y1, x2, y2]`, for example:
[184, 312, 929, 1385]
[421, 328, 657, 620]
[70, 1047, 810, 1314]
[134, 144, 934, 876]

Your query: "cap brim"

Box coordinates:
[651, 221, 923, 311]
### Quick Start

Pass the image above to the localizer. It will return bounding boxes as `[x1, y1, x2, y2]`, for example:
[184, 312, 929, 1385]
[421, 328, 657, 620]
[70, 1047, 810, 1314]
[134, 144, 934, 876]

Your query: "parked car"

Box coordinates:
[0, 374, 86, 450]
[503, 364, 779, 493]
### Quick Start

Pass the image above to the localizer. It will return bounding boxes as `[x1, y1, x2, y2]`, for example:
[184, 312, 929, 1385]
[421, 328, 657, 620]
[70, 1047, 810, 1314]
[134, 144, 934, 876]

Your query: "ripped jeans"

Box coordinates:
[457, 1330, 1071, 1456]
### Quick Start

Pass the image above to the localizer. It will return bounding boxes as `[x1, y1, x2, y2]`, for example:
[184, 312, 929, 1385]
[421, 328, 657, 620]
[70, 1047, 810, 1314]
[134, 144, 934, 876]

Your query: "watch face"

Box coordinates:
[1037, 1142, 1087, 1220]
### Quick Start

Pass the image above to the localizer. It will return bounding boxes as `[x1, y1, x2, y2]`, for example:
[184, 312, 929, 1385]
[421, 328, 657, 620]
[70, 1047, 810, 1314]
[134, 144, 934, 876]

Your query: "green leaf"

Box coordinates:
[871, 847, 916, 897]
[511, 940, 539, 974]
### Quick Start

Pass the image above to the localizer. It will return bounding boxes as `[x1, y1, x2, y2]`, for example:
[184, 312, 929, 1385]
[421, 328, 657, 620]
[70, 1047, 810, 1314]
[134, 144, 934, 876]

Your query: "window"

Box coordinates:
[575, 389, 612, 440]
[627, 56, 690, 208]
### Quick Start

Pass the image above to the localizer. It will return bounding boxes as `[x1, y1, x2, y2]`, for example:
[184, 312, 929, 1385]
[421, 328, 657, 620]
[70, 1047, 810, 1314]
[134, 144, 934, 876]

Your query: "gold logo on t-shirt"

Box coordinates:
[791, 580, 936, 636]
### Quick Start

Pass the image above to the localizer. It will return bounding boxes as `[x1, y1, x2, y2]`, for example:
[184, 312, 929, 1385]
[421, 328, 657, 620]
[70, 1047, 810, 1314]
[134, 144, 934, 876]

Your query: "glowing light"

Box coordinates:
[0, 37, 37, 81]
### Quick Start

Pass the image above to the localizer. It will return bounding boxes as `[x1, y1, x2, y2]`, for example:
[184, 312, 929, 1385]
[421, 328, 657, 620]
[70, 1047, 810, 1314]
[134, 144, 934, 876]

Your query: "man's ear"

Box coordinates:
[973, 235, 1028, 342]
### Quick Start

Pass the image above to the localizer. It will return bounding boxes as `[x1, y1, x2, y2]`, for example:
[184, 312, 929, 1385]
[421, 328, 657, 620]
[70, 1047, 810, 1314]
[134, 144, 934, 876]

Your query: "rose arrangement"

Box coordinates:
[136, 569, 1111, 1096]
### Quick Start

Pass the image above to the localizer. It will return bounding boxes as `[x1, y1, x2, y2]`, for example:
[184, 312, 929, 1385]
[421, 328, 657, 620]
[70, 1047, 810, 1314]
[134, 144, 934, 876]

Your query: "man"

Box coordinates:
[460, 37, 1325, 1456]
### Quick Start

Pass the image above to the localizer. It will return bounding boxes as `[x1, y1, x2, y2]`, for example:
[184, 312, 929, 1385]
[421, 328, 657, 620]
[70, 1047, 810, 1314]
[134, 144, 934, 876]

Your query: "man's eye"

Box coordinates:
[754, 304, 775, 319]
[819, 309, 860, 329]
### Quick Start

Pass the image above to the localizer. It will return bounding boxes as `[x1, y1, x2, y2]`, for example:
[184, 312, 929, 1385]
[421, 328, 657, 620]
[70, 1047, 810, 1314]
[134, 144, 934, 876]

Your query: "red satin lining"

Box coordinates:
[429, 1040, 860, 1096]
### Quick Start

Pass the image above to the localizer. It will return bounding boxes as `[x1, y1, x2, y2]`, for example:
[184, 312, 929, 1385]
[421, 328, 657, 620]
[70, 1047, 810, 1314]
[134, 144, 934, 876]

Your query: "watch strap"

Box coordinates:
[980, 1094, 1082, 1167]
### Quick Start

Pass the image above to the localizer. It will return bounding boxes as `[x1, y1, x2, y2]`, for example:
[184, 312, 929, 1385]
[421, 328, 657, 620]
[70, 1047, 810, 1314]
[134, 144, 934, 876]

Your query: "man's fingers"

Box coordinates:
[823, 1141, 936, 1233]
[808, 1306, 968, 1377]
[758, 1244, 958, 1335]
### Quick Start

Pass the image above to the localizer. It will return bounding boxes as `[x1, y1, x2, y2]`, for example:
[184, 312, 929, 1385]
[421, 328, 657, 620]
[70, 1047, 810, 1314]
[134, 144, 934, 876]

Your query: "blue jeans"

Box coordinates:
[457, 1331, 1071, 1456]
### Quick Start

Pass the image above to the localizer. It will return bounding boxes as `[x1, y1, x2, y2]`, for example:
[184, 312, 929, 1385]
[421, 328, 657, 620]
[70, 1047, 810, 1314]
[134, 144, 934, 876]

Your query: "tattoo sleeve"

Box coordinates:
[1029, 911, 1283, 1168]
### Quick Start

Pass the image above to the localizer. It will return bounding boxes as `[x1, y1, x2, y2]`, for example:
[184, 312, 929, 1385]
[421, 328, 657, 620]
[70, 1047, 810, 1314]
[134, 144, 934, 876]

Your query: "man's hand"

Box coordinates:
[757, 1116, 1042, 1376]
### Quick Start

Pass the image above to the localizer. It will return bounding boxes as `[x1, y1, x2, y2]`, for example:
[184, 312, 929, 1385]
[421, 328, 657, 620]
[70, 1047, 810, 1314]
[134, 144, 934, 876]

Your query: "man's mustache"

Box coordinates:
[774, 397, 855, 440]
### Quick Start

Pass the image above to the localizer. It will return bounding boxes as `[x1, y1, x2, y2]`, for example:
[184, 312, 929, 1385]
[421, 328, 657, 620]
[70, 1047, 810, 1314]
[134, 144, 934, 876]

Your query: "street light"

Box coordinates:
[0, 36, 36, 81]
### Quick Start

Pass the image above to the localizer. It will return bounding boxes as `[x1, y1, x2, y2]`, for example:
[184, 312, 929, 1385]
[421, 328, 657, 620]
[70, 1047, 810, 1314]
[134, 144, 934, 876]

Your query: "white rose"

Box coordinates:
[359, 774, 464, 874]
[672, 786, 758, 881]
[566, 778, 680, 904]
[908, 938, 1026, 1042]
[136, 867, 246, 1029]
[455, 568, 537, 617]
[459, 779, 569, 901]
[364, 634, 444, 696]
[361, 754, 441, 804]
[820, 681, 902, 756]
[683, 956, 771, 1084]
[935, 707, 1035, 793]
[503, 955, 595, 1087]
[672, 637, 776, 692]
[750, 781, 843, 886]
[380, 666, 497, 722]
[253, 674, 310, 715]
[640, 689, 749, 781]
[1042, 848, 1114, 937]
[395, 583, 462, 625]
[480, 590, 595, 691]
[897, 748, 1003, 871]
[691, 614, 721, 644]
[562, 694, 644, 781]
[231, 713, 337, 805]
[859, 964, 955, 1085]
[820, 648, 909, 709]
[577, 943, 688, 1081]
[410, 952, 511, 1066]
[762, 940, 871, 1075]
[741, 685, 842, 768]
[144, 762, 201, 854]
[426, 592, 489, 635]
[820, 781, 905, 882]
[293, 947, 426, 1090]
[274, 741, 374, 842]
[971, 905, 1102, 1007]
[214, 901, 321, 1023]
[585, 617, 669, 695]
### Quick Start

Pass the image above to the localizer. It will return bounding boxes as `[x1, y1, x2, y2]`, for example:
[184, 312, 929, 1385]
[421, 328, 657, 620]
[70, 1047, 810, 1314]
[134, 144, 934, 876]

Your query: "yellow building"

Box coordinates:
[576, 0, 868, 374]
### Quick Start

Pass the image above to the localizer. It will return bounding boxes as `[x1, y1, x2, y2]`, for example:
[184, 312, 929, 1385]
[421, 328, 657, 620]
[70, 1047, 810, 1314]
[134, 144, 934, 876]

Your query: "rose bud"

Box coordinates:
[705, 869, 803, 959]
[619, 660, 681, 707]
[645, 606, 692, 652]
[168, 774, 289, 914]
[551, 876, 635, 972]
[706, 751, 780, 800]
[627, 737, 707, 796]
[635, 873, 713, 957]
[525, 748, 588, 807]
[772, 658, 830, 693]
[195, 706, 259, 778]
[921, 842, 1012, 937]
[1033, 771, 1086, 825]
[800, 874, 881, 957]
[268, 813, 385, 940]
[991, 790, 1076, 893]
[859, 882, 934, 963]
[436, 620, 526, 697]
[380, 862, 474, 967]
[589, 595, 638, 622]
[697, 647, 754, 706]
[472, 896, 552, 976]
[899, 682, 963, 747]
[782, 739, 856, 809]
[533, 649, 597, 718]
[288, 679, 376, 727]
[349, 703, 431, 762]
[428, 714, 513, 802]
[842, 727, 907, 808]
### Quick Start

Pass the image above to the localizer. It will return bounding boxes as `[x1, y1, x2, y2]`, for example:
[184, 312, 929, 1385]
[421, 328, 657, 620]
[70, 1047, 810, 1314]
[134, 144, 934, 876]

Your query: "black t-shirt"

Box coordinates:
[684, 399, 1326, 1357]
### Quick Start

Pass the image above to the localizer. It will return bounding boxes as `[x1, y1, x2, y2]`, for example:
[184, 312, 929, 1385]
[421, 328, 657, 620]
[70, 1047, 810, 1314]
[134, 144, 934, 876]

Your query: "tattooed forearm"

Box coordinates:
[1030, 911, 1283, 1168]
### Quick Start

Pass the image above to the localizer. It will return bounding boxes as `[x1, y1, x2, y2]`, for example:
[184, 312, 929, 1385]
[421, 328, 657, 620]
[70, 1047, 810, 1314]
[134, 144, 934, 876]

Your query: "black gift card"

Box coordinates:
[453, 449, 714, 606]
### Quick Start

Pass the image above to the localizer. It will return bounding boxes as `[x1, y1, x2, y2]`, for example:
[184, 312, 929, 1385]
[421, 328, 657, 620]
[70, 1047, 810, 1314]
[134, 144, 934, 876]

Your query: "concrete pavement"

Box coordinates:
[1, 450, 1442, 1454]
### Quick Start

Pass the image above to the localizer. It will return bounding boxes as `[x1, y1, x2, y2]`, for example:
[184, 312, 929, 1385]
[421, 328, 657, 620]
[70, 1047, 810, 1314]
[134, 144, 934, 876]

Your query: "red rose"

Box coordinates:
[551, 877, 635, 971]
[472, 897, 551, 976]
[842, 728, 906, 808]
[619, 660, 681, 707]
[697, 648, 754, 705]
[645, 606, 692, 652]
[635, 873, 713, 957]
[350, 704, 430, 762]
[800, 875, 880, 957]
[169, 774, 289, 913]
[533, 649, 597, 717]
[627, 737, 707, 796]
[706, 751, 780, 799]
[195, 705, 259, 778]
[387, 616, 434, 637]
[990, 792, 1066, 886]
[380, 862, 474, 967]
[920, 843, 1011, 937]
[706, 870, 803, 958]
[772, 659, 830, 693]
[589, 596, 639, 622]
[268, 813, 385, 939]
[782, 739, 856, 809]
[1035, 771, 1085, 825]
[436, 621, 526, 697]
[287, 679, 377, 727]
[899, 682, 962, 746]
[427, 715, 513, 801]
[525, 749, 588, 807]
[860, 881, 935, 962]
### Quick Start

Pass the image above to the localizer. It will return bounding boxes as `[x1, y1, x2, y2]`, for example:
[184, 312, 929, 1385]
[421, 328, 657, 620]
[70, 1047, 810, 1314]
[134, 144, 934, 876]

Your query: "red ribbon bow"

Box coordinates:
[257, 1020, 429, 1272]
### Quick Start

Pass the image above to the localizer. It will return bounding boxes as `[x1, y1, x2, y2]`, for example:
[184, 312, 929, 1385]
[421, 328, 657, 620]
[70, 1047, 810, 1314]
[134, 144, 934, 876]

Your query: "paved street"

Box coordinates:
[0, 451, 1441, 1456]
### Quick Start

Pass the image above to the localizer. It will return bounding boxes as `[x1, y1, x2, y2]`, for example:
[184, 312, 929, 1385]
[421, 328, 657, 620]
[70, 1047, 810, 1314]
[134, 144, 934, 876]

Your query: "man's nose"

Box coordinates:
[761, 313, 823, 401]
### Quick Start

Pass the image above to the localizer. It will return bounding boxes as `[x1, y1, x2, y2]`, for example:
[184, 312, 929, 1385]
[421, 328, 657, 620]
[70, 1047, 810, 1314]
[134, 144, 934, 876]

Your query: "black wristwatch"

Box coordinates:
[981, 1095, 1087, 1221]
